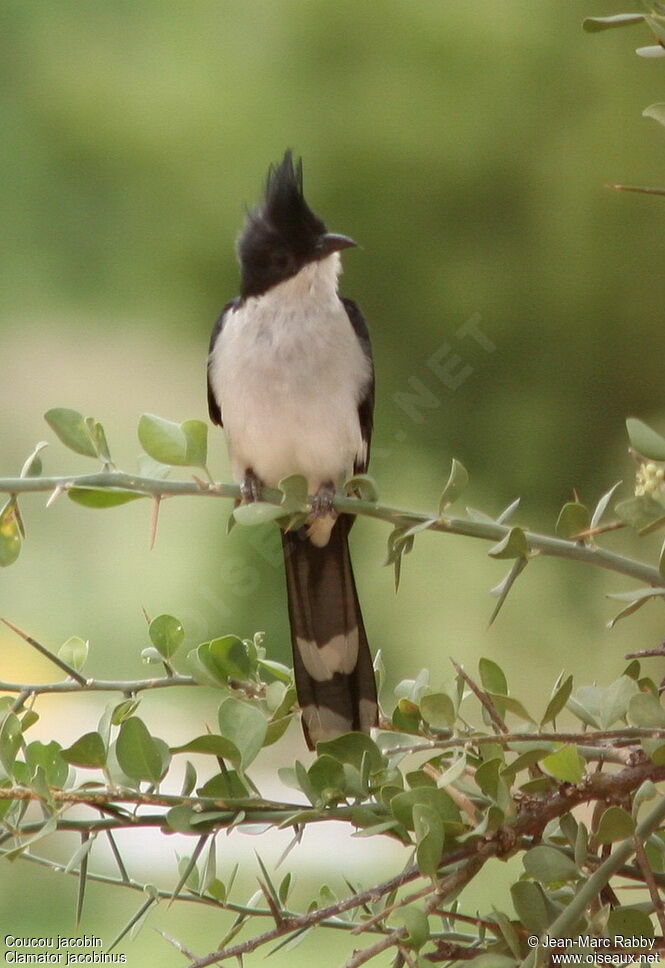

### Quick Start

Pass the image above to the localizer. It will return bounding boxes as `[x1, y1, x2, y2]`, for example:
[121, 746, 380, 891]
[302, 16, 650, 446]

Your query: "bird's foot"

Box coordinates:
[240, 468, 263, 503]
[310, 481, 338, 519]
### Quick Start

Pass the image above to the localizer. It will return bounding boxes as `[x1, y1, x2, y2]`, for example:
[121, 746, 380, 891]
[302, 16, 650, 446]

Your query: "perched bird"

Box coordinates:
[207, 150, 378, 748]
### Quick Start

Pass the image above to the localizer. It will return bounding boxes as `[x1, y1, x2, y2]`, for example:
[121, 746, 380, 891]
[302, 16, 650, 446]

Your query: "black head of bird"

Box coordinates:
[236, 149, 356, 298]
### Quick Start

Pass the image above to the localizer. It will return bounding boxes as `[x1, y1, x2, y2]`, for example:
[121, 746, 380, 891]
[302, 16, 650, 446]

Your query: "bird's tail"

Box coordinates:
[281, 515, 378, 749]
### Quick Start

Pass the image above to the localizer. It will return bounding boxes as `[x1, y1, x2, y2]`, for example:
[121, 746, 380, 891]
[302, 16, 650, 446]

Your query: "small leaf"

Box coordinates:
[278, 474, 309, 512]
[0, 501, 22, 567]
[523, 845, 579, 884]
[582, 13, 644, 32]
[344, 474, 379, 502]
[138, 414, 188, 465]
[61, 732, 107, 769]
[438, 458, 469, 513]
[540, 745, 584, 784]
[58, 636, 89, 673]
[20, 442, 48, 478]
[615, 494, 665, 535]
[555, 501, 589, 539]
[541, 674, 573, 727]
[596, 806, 635, 844]
[479, 658, 508, 696]
[170, 734, 241, 768]
[316, 733, 385, 774]
[590, 481, 622, 530]
[45, 408, 97, 458]
[391, 906, 430, 950]
[111, 699, 139, 725]
[0, 713, 21, 775]
[510, 882, 553, 937]
[413, 803, 444, 880]
[488, 527, 528, 559]
[218, 698, 267, 770]
[599, 675, 639, 728]
[116, 717, 163, 783]
[182, 419, 208, 468]
[626, 417, 665, 460]
[149, 614, 184, 659]
[68, 488, 145, 509]
[488, 557, 528, 626]
[233, 502, 286, 526]
[420, 693, 455, 729]
[628, 692, 665, 727]
[607, 908, 654, 940]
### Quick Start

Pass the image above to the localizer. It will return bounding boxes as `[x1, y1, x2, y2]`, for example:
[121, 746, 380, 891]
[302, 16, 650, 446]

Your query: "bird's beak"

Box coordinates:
[317, 232, 357, 257]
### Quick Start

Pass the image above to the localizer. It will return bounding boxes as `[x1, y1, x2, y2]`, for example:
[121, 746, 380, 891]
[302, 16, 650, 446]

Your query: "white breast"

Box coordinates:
[208, 255, 371, 491]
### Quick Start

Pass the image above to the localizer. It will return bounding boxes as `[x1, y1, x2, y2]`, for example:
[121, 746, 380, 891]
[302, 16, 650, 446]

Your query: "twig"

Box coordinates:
[450, 660, 507, 734]
[381, 728, 662, 757]
[1, 471, 664, 589]
[0, 672, 198, 695]
[1, 617, 87, 685]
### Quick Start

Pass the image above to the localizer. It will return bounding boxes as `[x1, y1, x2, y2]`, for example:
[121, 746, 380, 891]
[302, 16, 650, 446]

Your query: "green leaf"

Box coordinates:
[599, 675, 639, 727]
[590, 481, 622, 530]
[438, 459, 469, 513]
[413, 803, 444, 880]
[596, 805, 635, 844]
[390, 786, 461, 830]
[218, 698, 267, 770]
[541, 674, 573, 727]
[25, 741, 68, 787]
[488, 527, 527, 559]
[68, 488, 145, 509]
[540, 745, 584, 784]
[45, 408, 98, 458]
[208, 636, 251, 679]
[627, 692, 665, 727]
[510, 882, 553, 936]
[0, 713, 21, 775]
[615, 494, 665, 535]
[555, 501, 589, 539]
[607, 907, 654, 941]
[278, 474, 309, 512]
[567, 685, 603, 728]
[488, 556, 528, 627]
[233, 502, 286, 526]
[308, 754, 347, 801]
[523, 845, 579, 884]
[198, 771, 250, 799]
[61, 732, 107, 769]
[479, 658, 508, 696]
[20, 441, 48, 478]
[182, 419, 208, 468]
[420, 693, 455, 729]
[170, 734, 240, 768]
[148, 614, 184, 659]
[86, 418, 112, 464]
[0, 500, 22, 566]
[583, 13, 644, 32]
[391, 906, 430, 950]
[344, 473, 379, 502]
[316, 733, 385, 774]
[138, 413, 186, 464]
[58, 636, 89, 673]
[116, 717, 163, 783]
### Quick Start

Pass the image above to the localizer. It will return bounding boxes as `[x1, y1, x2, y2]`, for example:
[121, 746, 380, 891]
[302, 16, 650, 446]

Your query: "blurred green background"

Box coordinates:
[2, 0, 665, 963]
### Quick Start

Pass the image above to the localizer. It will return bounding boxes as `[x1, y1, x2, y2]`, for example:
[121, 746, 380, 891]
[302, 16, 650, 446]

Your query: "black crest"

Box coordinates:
[237, 150, 327, 298]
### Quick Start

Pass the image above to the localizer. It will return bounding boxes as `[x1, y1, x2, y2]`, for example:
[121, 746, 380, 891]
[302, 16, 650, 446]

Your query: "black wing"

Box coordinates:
[340, 296, 374, 473]
[206, 298, 239, 427]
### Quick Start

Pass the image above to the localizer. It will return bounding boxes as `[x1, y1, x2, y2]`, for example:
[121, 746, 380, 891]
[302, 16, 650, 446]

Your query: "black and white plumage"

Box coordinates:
[207, 151, 378, 748]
